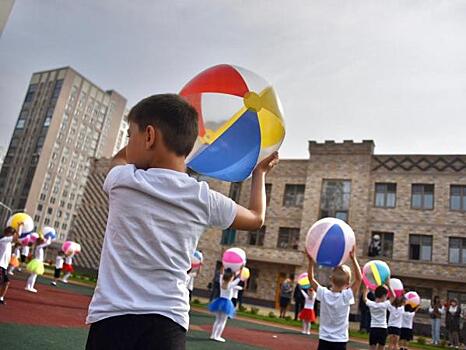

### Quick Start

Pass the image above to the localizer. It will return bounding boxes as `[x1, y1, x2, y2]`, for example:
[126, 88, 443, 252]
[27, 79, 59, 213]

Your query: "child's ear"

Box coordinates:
[145, 125, 157, 149]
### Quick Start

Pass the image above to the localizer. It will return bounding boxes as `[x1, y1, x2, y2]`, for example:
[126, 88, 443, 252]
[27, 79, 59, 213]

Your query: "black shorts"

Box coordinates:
[317, 339, 347, 350]
[369, 327, 388, 345]
[0, 267, 9, 284]
[54, 268, 62, 278]
[400, 328, 413, 341]
[279, 297, 290, 308]
[86, 314, 186, 350]
[388, 326, 401, 336]
[20, 255, 27, 263]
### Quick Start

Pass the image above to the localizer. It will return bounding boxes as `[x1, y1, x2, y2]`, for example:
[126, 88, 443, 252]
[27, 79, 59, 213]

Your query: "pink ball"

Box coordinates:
[387, 278, 404, 298]
[222, 247, 246, 272]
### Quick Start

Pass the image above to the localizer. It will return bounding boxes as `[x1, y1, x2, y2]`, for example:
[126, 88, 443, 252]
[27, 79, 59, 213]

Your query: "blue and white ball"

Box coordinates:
[305, 217, 356, 267]
[42, 226, 57, 240]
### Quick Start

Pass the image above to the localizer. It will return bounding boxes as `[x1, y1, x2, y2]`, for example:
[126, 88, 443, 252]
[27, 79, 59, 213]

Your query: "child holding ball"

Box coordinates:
[400, 304, 419, 350]
[299, 287, 316, 335]
[387, 296, 406, 350]
[85, 94, 279, 349]
[308, 246, 362, 350]
[208, 268, 242, 342]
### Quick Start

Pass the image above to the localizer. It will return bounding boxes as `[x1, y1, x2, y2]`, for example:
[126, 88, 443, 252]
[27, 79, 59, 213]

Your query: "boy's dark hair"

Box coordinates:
[375, 285, 388, 299]
[3, 226, 16, 236]
[128, 94, 198, 157]
[405, 304, 414, 312]
[222, 268, 234, 284]
[392, 296, 405, 307]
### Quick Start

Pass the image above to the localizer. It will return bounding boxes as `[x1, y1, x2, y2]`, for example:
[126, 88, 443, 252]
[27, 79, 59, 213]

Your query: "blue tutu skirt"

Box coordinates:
[208, 297, 236, 318]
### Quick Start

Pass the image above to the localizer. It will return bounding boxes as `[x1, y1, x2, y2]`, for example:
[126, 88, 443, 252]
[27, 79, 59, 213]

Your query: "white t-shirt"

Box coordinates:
[86, 165, 237, 330]
[34, 241, 50, 261]
[316, 286, 355, 342]
[401, 311, 415, 329]
[388, 304, 404, 328]
[219, 277, 241, 300]
[65, 255, 73, 265]
[56, 256, 64, 269]
[21, 245, 30, 257]
[301, 289, 316, 309]
[366, 300, 391, 328]
[0, 236, 13, 269]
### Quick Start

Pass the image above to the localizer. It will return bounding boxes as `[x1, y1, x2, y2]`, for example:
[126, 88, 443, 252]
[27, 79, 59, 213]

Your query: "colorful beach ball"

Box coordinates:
[240, 267, 250, 281]
[7, 212, 34, 234]
[362, 260, 391, 290]
[222, 247, 247, 272]
[387, 278, 404, 298]
[62, 241, 81, 255]
[297, 272, 311, 290]
[180, 64, 286, 182]
[405, 291, 420, 308]
[305, 217, 356, 267]
[19, 234, 32, 246]
[191, 250, 203, 271]
[41, 226, 57, 241]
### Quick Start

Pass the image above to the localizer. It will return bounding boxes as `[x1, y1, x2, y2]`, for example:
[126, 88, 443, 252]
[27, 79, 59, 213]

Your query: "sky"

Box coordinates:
[1, 0, 465, 158]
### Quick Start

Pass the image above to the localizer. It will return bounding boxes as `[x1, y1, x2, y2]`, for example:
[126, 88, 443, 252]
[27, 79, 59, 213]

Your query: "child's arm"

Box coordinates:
[362, 285, 368, 304]
[110, 147, 127, 170]
[350, 246, 362, 297]
[231, 152, 279, 231]
[300, 289, 309, 299]
[307, 254, 321, 291]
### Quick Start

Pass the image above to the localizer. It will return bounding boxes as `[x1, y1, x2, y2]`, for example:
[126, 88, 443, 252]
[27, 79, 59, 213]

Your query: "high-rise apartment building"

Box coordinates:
[113, 110, 129, 155]
[0, 67, 126, 240]
[0, 0, 15, 37]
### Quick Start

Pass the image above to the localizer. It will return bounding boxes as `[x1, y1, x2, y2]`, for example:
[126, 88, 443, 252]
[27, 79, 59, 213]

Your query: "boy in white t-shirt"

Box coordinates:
[363, 285, 393, 350]
[85, 94, 279, 350]
[0, 227, 18, 304]
[308, 246, 362, 350]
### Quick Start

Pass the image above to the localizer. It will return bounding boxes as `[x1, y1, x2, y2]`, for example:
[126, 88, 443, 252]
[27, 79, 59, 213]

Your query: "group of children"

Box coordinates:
[364, 285, 418, 350]
[0, 225, 76, 302]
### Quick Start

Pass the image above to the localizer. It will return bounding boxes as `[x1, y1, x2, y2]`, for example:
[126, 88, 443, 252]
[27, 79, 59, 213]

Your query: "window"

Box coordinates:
[277, 227, 300, 250]
[37, 204, 43, 212]
[247, 268, 259, 292]
[16, 118, 26, 129]
[221, 228, 236, 245]
[411, 184, 434, 209]
[43, 116, 52, 127]
[67, 203, 72, 210]
[34, 215, 40, 222]
[409, 234, 433, 261]
[449, 238, 466, 264]
[370, 232, 394, 258]
[448, 291, 466, 309]
[320, 180, 351, 221]
[450, 185, 466, 211]
[44, 218, 50, 225]
[57, 210, 62, 218]
[65, 212, 70, 220]
[248, 226, 265, 246]
[283, 184, 305, 207]
[47, 207, 53, 215]
[60, 201, 65, 208]
[52, 80, 63, 99]
[62, 223, 67, 230]
[265, 183, 272, 206]
[54, 221, 59, 229]
[50, 197, 56, 204]
[35, 136, 46, 153]
[24, 84, 37, 103]
[229, 183, 242, 202]
[374, 183, 396, 208]
[40, 193, 46, 201]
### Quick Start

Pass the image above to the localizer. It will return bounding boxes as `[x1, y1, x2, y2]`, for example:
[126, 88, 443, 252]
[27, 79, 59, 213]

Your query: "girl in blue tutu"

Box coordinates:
[209, 267, 242, 342]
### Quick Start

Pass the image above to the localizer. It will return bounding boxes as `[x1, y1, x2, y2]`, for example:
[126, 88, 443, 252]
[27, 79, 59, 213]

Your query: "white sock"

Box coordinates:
[0, 296, 4, 301]
[27, 273, 37, 289]
[216, 313, 228, 339]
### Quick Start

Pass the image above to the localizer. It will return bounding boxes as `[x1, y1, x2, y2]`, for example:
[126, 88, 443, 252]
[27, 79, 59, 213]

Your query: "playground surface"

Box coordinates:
[0, 273, 369, 350]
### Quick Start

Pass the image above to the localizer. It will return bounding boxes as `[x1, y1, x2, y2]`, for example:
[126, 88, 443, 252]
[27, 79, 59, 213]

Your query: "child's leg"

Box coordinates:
[27, 273, 37, 289]
[210, 313, 220, 338]
[62, 272, 71, 283]
[306, 321, 311, 334]
[215, 313, 228, 339]
[376, 344, 385, 350]
[302, 320, 307, 333]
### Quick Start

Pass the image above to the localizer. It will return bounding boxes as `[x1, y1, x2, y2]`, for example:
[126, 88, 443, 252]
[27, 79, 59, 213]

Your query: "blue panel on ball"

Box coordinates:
[188, 110, 261, 182]
[377, 263, 390, 284]
[316, 224, 345, 267]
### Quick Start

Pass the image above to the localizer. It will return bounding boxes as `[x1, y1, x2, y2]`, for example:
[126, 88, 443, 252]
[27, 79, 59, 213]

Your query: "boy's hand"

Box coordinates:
[349, 245, 357, 260]
[254, 152, 279, 175]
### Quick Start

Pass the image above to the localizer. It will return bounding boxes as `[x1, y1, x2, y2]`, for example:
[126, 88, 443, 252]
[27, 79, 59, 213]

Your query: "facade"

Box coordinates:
[71, 140, 466, 313]
[0, 0, 14, 37]
[113, 110, 129, 155]
[0, 67, 126, 240]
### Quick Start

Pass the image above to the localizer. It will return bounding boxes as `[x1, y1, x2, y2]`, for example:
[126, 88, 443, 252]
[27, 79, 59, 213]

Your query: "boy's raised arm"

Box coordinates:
[350, 246, 362, 297]
[231, 152, 279, 231]
[307, 254, 320, 291]
[110, 147, 128, 170]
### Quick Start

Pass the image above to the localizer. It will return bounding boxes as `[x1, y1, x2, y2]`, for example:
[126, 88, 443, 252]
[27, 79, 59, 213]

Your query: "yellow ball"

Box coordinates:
[7, 213, 34, 233]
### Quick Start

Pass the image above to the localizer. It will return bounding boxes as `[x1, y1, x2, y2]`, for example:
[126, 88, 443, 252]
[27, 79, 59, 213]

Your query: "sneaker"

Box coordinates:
[214, 337, 226, 343]
[301, 330, 307, 334]
[0, 298, 5, 305]
[8, 271, 14, 276]
[25, 287, 37, 293]
[50, 281, 57, 286]
[306, 331, 311, 335]
[60, 279, 68, 284]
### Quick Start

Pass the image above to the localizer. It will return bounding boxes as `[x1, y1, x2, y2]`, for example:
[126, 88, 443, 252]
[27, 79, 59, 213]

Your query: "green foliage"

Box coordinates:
[284, 316, 292, 321]
[249, 307, 260, 315]
[417, 337, 426, 345]
[238, 305, 247, 312]
[192, 299, 201, 305]
[268, 312, 276, 318]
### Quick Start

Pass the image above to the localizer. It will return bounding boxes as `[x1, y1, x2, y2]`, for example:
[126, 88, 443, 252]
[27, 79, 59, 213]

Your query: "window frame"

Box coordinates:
[276, 227, 300, 250]
[450, 185, 466, 212]
[448, 237, 466, 265]
[248, 226, 266, 247]
[411, 184, 435, 210]
[282, 184, 305, 208]
[409, 234, 433, 261]
[370, 231, 394, 259]
[374, 183, 397, 208]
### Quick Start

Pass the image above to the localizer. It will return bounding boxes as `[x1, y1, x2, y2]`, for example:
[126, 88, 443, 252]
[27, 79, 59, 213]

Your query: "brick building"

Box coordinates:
[72, 140, 466, 312]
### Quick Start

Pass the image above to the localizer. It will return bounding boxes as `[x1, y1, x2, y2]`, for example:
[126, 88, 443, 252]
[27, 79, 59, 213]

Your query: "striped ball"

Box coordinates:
[306, 217, 356, 267]
[222, 247, 246, 272]
[387, 278, 404, 298]
[362, 260, 391, 290]
[191, 250, 203, 270]
[405, 291, 420, 308]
